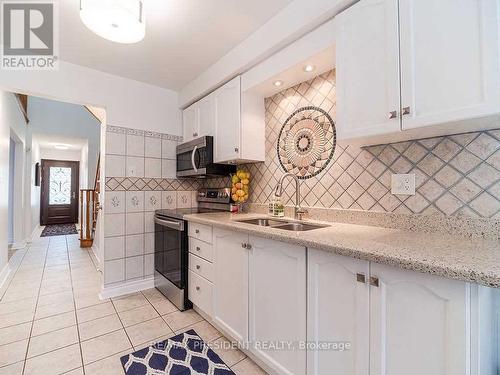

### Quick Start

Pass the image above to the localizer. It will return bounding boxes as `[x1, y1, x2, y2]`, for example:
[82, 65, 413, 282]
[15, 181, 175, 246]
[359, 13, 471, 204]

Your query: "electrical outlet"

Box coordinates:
[391, 174, 415, 195]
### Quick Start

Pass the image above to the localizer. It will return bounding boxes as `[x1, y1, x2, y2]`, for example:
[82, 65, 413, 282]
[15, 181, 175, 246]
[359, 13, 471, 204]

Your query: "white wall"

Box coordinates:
[0, 61, 182, 135]
[30, 140, 40, 237]
[30, 97, 100, 188]
[0, 92, 26, 283]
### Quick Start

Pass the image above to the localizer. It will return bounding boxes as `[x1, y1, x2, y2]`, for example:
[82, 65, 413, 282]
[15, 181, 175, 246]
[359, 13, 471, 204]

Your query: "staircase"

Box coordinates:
[80, 154, 100, 248]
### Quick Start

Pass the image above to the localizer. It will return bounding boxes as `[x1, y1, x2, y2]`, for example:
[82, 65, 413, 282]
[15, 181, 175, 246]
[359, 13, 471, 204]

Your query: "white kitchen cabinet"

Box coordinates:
[336, 0, 500, 144]
[248, 236, 306, 375]
[336, 0, 401, 140]
[308, 248, 471, 375]
[198, 94, 216, 138]
[182, 94, 215, 143]
[399, 0, 500, 130]
[213, 228, 249, 343]
[307, 249, 370, 375]
[369, 263, 470, 375]
[182, 105, 199, 143]
[214, 77, 241, 163]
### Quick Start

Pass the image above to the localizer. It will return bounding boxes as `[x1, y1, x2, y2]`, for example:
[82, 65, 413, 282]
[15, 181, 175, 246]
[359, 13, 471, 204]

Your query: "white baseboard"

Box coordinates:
[0, 263, 11, 290]
[99, 276, 154, 300]
[30, 225, 41, 241]
[90, 244, 101, 271]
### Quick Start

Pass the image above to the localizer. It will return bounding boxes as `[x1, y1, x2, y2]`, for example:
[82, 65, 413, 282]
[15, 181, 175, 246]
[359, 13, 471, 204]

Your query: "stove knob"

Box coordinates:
[198, 192, 206, 198]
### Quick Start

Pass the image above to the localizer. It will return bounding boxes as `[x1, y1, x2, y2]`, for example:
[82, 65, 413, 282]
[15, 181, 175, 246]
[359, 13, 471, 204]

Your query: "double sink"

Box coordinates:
[237, 218, 329, 232]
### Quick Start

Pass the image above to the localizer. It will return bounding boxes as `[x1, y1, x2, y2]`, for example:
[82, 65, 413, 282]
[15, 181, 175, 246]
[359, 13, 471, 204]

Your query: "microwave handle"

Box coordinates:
[191, 145, 198, 173]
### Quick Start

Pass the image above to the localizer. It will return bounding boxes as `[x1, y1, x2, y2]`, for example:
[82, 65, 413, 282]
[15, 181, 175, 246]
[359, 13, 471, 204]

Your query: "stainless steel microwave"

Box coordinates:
[176, 136, 235, 178]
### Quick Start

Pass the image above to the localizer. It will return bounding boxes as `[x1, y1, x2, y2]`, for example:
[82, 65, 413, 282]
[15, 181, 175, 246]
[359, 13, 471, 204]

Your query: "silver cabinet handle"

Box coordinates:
[402, 106, 411, 115]
[356, 273, 366, 283]
[389, 110, 398, 119]
[370, 276, 380, 287]
[241, 243, 247, 249]
[246, 244, 252, 250]
[196, 265, 200, 270]
[193, 132, 198, 137]
[195, 229, 200, 234]
[196, 286, 200, 291]
[196, 246, 200, 251]
[234, 147, 239, 153]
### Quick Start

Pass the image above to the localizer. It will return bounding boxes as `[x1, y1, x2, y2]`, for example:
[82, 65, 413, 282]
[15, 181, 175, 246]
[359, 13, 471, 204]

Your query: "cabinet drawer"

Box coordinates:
[188, 271, 213, 317]
[188, 222, 213, 244]
[189, 237, 213, 262]
[189, 253, 213, 282]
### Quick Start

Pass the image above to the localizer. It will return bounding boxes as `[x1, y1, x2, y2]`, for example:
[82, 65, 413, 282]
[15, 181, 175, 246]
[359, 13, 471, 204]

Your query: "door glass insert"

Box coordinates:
[49, 167, 72, 205]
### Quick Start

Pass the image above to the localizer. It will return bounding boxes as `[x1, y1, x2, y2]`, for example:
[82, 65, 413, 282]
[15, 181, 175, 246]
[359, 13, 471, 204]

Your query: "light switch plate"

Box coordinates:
[391, 174, 415, 195]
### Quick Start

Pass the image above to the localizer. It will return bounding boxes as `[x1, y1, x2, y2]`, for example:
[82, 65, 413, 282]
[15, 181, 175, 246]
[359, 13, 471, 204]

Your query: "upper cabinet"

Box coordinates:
[336, 0, 500, 144]
[182, 94, 215, 143]
[336, 0, 401, 140]
[399, 0, 500, 130]
[182, 76, 265, 164]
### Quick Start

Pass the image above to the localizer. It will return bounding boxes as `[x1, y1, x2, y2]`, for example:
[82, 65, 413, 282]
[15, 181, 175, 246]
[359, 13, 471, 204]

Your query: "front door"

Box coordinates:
[41, 160, 79, 225]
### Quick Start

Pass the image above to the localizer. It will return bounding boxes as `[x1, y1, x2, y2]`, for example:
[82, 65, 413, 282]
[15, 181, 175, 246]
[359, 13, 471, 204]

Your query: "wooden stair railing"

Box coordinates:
[80, 154, 101, 248]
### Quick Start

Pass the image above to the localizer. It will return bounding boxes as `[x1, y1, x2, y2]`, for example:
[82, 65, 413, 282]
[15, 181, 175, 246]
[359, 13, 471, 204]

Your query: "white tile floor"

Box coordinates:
[0, 233, 267, 375]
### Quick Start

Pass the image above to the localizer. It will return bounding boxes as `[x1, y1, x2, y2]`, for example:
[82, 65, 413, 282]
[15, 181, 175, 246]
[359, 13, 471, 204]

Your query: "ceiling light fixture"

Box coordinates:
[80, 0, 146, 44]
[273, 80, 283, 87]
[303, 64, 316, 72]
[54, 145, 69, 150]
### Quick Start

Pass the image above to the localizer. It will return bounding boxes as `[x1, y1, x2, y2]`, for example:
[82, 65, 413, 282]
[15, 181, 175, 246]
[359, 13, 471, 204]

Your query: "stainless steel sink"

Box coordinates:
[238, 218, 287, 227]
[272, 222, 329, 231]
[237, 218, 329, 231]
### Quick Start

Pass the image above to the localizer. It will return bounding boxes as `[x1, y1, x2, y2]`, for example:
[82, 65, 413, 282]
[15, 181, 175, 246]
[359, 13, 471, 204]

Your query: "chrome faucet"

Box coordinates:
[274, 173, 308, 220]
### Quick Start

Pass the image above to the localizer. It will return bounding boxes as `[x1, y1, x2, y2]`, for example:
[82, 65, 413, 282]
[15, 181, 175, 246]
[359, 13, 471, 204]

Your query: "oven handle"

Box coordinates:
[191, 145, 198, 173]
[154, 217, 185, 231]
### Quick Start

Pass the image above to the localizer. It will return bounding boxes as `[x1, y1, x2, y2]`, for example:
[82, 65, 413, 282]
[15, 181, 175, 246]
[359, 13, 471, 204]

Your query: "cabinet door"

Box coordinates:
[183, 105, 199, 142]
[213, 228, 248, 343]
[399, 0, 500, 130]
[248, 236, 306, 375]
[198, 95, 215, 137]
[370, 263, 470, 375]
[307, 249, 370, 375]
[214, 76, 241, 163]
[336, 0, 401, 140]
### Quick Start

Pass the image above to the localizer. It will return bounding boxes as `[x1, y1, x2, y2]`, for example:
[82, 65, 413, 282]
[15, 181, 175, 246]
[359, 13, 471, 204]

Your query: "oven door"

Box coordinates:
[154, 216, 187, 290]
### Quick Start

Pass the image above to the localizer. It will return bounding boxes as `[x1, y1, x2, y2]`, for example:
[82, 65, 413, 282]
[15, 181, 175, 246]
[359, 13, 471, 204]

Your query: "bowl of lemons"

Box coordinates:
[231, 169, 250, 208]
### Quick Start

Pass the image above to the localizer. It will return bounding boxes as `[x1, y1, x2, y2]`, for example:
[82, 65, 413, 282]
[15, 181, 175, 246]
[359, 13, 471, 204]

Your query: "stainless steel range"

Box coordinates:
[154, 188, 232, 310]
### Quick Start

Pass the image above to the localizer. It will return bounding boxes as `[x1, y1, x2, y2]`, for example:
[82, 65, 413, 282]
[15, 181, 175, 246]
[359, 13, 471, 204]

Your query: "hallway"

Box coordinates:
[0, 233, 265, 374]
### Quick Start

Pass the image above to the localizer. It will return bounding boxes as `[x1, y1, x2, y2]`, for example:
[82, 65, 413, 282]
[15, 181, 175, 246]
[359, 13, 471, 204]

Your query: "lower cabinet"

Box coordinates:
[249, 235, 306, 375]
[307, 248, 370, 375]
[369, 262, 470, 375]
[213, 228, 249, 343]
[308, 248, 471, 375]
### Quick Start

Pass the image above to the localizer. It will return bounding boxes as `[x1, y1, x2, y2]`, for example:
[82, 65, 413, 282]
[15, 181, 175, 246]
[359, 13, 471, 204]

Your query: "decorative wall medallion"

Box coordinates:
[277, 106, 336, 179]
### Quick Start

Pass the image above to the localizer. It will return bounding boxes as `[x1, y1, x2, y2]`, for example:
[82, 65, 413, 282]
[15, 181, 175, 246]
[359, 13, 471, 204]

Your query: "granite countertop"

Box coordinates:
[184, 212, 500, 288]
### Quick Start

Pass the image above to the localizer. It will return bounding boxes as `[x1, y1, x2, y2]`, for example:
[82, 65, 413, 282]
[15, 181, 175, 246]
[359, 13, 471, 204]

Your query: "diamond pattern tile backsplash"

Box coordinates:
[206, 69, 500, 219]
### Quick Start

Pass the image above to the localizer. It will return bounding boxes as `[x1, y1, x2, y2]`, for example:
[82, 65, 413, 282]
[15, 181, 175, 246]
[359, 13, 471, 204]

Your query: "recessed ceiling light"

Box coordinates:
[303, 64, 316, 72]
[80, 0, 145, 44]
[54, 145, 69, 150]
[273, 80, 283, 87]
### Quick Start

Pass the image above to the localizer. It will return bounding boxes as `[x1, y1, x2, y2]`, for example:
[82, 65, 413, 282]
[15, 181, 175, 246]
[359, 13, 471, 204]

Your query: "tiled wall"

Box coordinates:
[103, 126, 201, 286]
[208, 69, 500, 219]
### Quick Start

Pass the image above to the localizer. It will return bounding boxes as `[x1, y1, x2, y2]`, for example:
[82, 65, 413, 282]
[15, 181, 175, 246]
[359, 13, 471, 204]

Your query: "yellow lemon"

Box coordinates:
[241, 178, 249, 185]
[237, 189, 245, 197]
[231, 175, 240, 184]
[238, 196, 246, 202]
[231, 194, 239, 202]
[235, 182, 243, 189]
